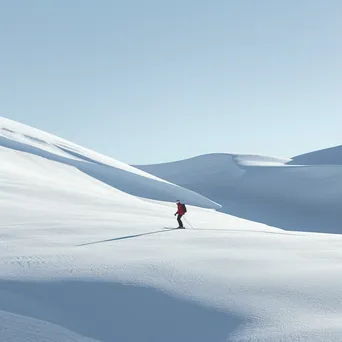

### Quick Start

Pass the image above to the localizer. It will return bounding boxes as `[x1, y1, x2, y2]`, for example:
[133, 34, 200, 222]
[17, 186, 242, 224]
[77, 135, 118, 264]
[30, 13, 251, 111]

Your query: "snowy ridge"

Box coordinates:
[2, 117, 342, 341]
[0, 117, 219, 209]
[234, 154, 290, 166]
[136, 153, 245, 189]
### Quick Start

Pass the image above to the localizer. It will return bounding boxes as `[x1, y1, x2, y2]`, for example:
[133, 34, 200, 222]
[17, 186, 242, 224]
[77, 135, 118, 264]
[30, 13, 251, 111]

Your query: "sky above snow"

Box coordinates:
[1, 0, 341, 164]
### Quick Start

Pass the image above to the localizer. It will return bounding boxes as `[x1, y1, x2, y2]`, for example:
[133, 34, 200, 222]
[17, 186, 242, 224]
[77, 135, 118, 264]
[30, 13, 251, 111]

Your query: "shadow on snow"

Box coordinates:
[0, 136, 214, 208]
[0, 279, 243, 342]
[77, 229, 177, 247]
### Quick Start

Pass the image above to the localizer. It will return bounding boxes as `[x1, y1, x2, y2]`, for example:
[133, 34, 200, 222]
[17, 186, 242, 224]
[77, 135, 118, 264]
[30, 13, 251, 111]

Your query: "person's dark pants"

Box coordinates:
[177, 214, 184, 228]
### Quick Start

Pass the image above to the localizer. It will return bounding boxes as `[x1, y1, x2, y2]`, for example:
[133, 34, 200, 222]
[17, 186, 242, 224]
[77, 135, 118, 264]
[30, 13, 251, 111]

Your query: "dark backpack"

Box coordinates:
[182, 203, 187, 213]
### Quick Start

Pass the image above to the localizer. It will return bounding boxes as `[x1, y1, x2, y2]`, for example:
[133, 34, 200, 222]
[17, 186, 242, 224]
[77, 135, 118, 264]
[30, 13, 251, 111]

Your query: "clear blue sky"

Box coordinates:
[1, 1, 341, 164]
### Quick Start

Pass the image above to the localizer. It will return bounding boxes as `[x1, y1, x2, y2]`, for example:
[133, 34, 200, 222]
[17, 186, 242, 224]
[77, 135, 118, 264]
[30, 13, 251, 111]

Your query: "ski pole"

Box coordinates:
[184, 217, 194, 230]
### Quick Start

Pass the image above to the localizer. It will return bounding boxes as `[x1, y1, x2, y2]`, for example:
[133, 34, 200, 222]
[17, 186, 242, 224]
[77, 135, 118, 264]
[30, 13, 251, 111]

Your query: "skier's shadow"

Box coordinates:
[77, 229, 176, 247]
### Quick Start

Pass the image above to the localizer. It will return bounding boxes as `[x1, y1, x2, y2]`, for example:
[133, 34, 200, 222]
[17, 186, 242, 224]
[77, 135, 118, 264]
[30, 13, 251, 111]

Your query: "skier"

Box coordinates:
[174, 200, 187, 228]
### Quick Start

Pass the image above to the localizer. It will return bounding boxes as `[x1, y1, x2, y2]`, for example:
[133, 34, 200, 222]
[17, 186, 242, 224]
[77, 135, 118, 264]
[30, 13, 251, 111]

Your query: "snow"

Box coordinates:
[136, 152, 342, 234]
[289, 145, 342, 165]
[2, 117, 342, 341]
[0, 118, 219, 210]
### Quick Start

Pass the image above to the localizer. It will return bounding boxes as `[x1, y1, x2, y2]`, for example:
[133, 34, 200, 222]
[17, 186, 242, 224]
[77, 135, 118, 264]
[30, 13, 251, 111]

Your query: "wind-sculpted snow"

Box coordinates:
[135, 154, 245, 201]
[0, 118, 219, 209]
[2, 117, 342, 341]
[136, 153, 342, 234]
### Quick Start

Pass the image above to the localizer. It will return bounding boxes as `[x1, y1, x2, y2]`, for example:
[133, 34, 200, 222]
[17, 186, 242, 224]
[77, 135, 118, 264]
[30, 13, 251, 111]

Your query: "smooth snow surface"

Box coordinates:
[0, 117, 219, 210]
[289, 145, 342, 165]
[2, 117, 342, 341]
[136, 152, 342, 234]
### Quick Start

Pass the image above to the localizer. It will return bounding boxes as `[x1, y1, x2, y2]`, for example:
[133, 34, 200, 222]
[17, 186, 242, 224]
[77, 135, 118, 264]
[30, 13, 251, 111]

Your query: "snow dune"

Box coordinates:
[0, 117, 219, 210]
[2, 117, 342, 341]
[136, 151, 342, 234]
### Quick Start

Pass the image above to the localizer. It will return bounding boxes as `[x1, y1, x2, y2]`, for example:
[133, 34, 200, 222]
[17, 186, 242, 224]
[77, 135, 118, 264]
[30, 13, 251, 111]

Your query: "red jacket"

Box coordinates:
[176, 202, 185, 216]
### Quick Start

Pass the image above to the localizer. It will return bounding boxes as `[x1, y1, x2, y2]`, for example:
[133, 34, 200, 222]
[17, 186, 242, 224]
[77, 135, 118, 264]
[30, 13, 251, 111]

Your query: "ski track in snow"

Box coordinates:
[2, 117, 342, 341]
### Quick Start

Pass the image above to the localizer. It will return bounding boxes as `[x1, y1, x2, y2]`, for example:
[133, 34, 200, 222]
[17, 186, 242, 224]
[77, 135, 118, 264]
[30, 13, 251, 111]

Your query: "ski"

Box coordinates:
[163, 227, 185, 230]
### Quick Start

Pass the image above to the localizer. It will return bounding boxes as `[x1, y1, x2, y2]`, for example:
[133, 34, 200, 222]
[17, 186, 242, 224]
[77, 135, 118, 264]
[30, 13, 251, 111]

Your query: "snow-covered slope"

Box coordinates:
[2, 117, 342, 342]
[0, 117, 219, 209]
[136, 152, 342, 234]
[289, 145, 342, 165]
